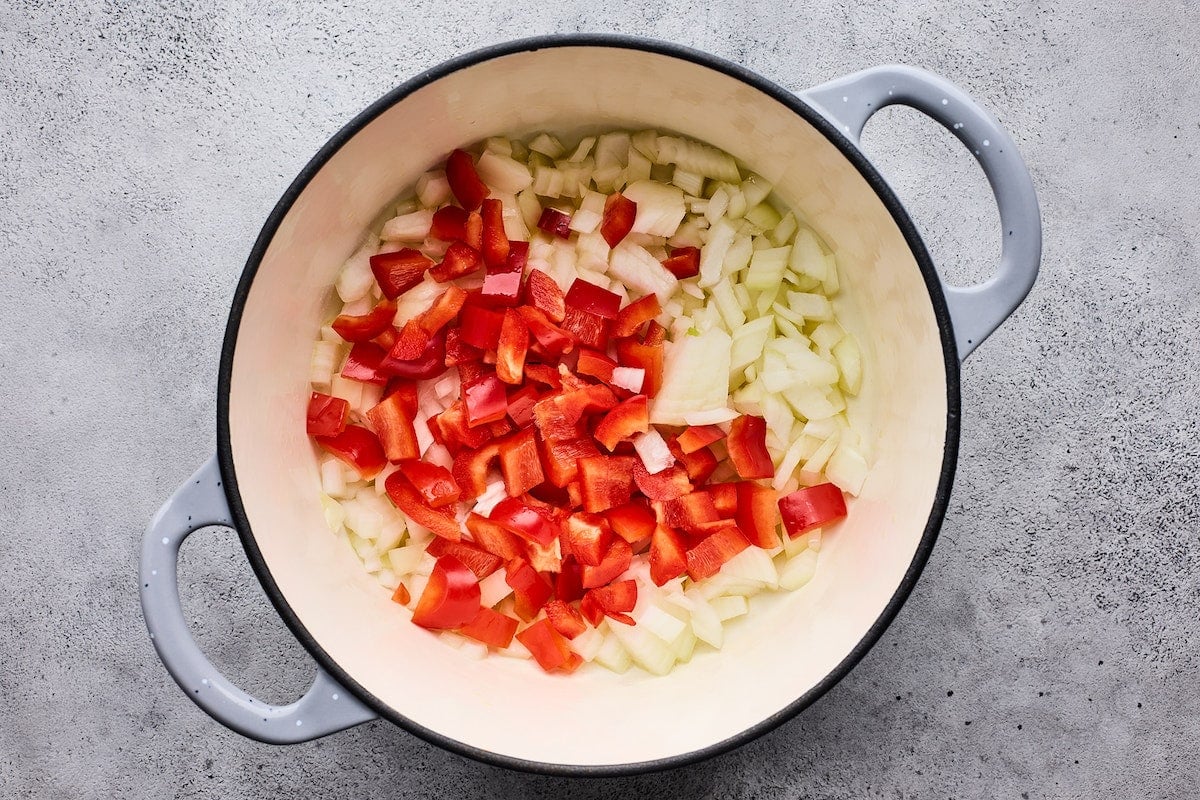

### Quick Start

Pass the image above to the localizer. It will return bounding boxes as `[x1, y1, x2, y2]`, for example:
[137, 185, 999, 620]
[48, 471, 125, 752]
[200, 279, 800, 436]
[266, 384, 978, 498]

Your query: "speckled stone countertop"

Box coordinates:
[3, 2, 1198, 798]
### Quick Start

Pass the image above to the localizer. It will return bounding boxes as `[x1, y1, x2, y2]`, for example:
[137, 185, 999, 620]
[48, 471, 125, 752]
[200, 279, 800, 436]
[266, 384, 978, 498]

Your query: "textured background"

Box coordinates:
[2, 1, 1198, 797]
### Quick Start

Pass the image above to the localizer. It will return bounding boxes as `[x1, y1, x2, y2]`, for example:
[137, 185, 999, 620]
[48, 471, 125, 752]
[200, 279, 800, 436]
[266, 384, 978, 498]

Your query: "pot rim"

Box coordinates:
[216, 33, 961, 777]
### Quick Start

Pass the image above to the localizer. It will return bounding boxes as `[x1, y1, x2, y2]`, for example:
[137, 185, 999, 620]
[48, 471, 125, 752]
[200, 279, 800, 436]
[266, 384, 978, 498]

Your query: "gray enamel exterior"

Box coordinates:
[802, 65, 1042, 361]
[138, 456, 376, 744]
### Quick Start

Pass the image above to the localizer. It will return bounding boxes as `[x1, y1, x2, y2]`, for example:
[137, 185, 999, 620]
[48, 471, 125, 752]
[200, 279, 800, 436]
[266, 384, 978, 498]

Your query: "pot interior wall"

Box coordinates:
[227, 45, 948, 767]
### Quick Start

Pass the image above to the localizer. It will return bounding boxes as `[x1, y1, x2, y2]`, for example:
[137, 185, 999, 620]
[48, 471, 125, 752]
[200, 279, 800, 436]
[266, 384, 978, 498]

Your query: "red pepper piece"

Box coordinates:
[411, 555, 479, 629]
[496, 427, 544, 497]
[384, 471, 462, 541]
[632, 460, 693, 501]
[489, 497, 558, 548]
[587, 579, 637, 621]
[383, 379, 419, 419]
[615, 337, 663, 397]
[734, 482, 779, 548]
[685, 525, 751, 581]
[386, 319, 432, 362]
[708, 482, 739, 517]
[495, 309, 528, 385]
[445, 149, 488, 211]
[658, 491, 720, 533]
[370, 249, 433, 299]
[523, 268, 566, 323]
[458, 305, 505, 351]
[517, 306, 575, 357]
[465, 513, 525, 561]
[341, 342, 389, 385]
[661, 245, 700, 279]
[593, 394, 649, 451]
[397, 460, 461, 508]
[578, 454, 636, 513]
[430, 205, 469, 241]
[365, 392, 420, 462]
[332, 298, 396, 343]
[649, 525, 688, 586]
[778, 483, 848, 538]
[537, 431, 600, 488]
[430, 399, 493, 454]
[458, 606, 519, 649]
[544, 600, 587, 640]
[557, 383, 620, 424]
[565, 278, 623, 320]
[554, 558, 584, 603]
[444, 328, 483, 366]
[505, 384, 539, 428]
[306, 392, 349, 437]
[605, 501, 656, 544]
[457, 360, 486, 386]
[463, 373, 508, 427]
[537, 207, 572, 239]
[667, 437, 719, 485]
[523, 363, 563, 390]
[450, 442, 499, 501]
[727, 415, 775, 480]
[600, 192, 637, 247]
[376, 328, 447, 380]
[563, 512, 614, 567]
[643, 320, 667, 347]
[481, 240, 527, 308]
[581, 538, 633, 589]
[419, 285, 468, 334]
[505, 558, 554, 621]
[677, 424, 726, 454]
[575, 348, 617, 386]
[429, 241, 482, 282]
[373, 326, 399, 351]
[315, 425, 387, 479]
[516, 618, 582, 673]
[391, 583, 410, 606]
[559, 305, 610, 350]
[463, 210, 483, 251]
[611, 293, 661, 339]
[425, 538, 502, 579]
[479, 198, 509, 270]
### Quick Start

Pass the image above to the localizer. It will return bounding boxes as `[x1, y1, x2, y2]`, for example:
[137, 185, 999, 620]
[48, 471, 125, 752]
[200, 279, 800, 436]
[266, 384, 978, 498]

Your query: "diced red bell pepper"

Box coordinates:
[517, 306, 575, 357]
[563, 512, 613, 566]
[391, 583, 410, 606]
[315, 425, 387, 479]
[429, 240, 482, 282]
[708, 482, 739, 517]
[727, 415, 775, 480]
[778, 483, 848, 538]
[649, 524, 688, 586]
[495, 309, 528, 385]
[489, 417, 515, 438]
[383, 379, 419, 419]
[526, 539, 563, 574]
[465, 513, 525, 561]
[560, 305, 609, 350]
[431, 399, 493, 454]
[600, 192, 637, 248]
[397, 460, 461, 508]
[615, 337, 663, 397]
[538, 432, 600, 488]
[430, 205, 469, 241]
[370, 249, 433, 299]
[516, 618, 582, 673]
[306, 392, 349, 437]
[523, 269, 566, 322]
[668, 439, 718, 485]
[585, 579, 637, 626]
[632, 460, 693, 501]
[554, 558, 584, 603]
[581, 537, 632, 589]
[463, 373, 508, 427]
[543, 600, 587, 640]
[419, 285, 468, 334]
[557, 383, 620, 424]
[386, 319, 432, 362]
[642, 320, 667, 347]
[373, 326, 399, 351]
[489, 497, 558, 547]
[578, 454, 636, 514]
[341, 342, 389, 385]
[458, 606, 519, 649]
[532, 394, 579, 442]
[444, 328, 483, 366]
[332, 298, 396, 342]
[450, 442, 499, 500]
[365, 391, 420, 462]
[457, 360, 486, 385]
[734, 482, 779, 548]
[658, 491, 720, 533]
[565, 278, 622, 320]
[611, 293, 661, 339]
[606, 501, 656, 544]
[505, 384, 539, 428]
[411, 555, 480, 630]
[505, 558, 554, 621]
[458, 305, 505, 351]
[593, 394, 649, 451]
[481, 240, 527, 308]
[463, 210, 483, 251]
[376, 329, 447, 380]
[445, 149, 488, 211]
[426, 538, 502, 579]
[479, 198, 509, 270]
[496, 427, 544, 497]
[537, 207, 572, 239]
[565, 480, 584, 509]
[685, 525, 751, 581]
[661, 246, 700, 279]
[575, 348, 616, 385]
[580, 591, 604, 626]
[523, 363, 563, 390]
[677, 424, 726, 454]
[384, 471, 462, 541]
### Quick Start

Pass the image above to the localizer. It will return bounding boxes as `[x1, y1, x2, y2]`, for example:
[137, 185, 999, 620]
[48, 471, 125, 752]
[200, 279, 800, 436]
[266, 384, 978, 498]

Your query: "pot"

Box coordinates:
[140, 35, 1040, 775]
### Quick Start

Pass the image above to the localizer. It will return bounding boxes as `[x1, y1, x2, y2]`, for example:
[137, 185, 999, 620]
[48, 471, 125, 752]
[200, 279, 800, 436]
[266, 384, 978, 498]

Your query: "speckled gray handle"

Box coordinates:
[139, 456, 376, 743]
[801, 65, 1041, 361]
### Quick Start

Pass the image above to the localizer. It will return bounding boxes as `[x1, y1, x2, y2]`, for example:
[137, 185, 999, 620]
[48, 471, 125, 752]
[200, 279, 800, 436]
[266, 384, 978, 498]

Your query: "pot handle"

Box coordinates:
[139, 456, 377, 743]
[801, 65, 1041, 361]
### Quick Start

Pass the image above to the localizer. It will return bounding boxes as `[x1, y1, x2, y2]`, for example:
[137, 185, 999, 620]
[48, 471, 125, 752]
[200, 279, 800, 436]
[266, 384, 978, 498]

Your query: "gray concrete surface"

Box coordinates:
[2, 1, 1197, 797]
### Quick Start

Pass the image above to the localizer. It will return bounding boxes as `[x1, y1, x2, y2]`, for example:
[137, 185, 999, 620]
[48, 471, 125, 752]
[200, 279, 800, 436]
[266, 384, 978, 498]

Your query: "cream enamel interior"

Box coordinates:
[227, 46, 948, 767]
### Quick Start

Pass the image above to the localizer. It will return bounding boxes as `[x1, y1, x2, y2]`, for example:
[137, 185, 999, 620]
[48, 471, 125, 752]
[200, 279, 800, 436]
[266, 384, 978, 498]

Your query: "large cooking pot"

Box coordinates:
[140, 35, 1040, 775]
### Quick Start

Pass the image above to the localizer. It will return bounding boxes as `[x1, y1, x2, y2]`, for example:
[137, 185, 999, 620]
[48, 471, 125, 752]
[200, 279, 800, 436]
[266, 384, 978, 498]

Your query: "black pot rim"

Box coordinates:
[216, 33, 961, 778]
